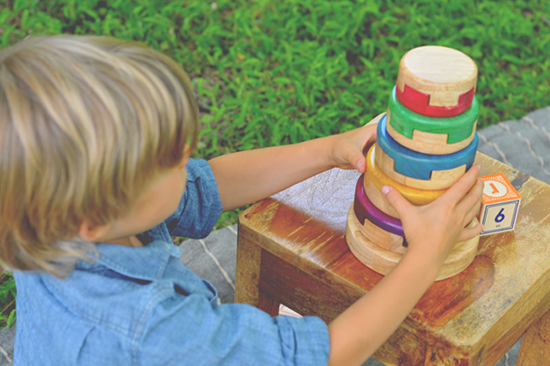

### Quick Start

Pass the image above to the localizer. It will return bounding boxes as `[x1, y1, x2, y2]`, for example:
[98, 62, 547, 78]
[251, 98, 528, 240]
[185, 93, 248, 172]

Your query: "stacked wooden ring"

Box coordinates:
[346, 46, 481, 281]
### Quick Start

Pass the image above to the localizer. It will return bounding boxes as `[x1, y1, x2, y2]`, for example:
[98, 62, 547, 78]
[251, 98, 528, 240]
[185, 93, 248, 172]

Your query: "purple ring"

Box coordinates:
[353, 174, 406, 242]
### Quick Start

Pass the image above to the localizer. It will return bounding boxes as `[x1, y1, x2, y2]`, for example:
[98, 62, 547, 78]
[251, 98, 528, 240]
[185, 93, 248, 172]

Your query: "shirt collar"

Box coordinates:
[77, 222, 182, 281]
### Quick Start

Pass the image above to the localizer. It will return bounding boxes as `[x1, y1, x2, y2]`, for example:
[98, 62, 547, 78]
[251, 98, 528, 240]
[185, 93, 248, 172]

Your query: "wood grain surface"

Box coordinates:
[375, 143, 468, 190]
[396, 46, 477, 108]
[365, 177, 400, 218]
[386, 116, 477, 155]
[395, 83, 475, 118]
[388, 88, 479, 144]
[346, 205, 479, 281]
[366, 144, 447, 206]
[377, 114, 477, 182]
[517, 307, 550, 366]
[236, 152, 550, 365]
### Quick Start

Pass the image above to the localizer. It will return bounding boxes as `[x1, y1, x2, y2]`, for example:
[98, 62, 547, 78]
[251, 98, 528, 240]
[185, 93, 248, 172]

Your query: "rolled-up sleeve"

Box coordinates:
[139, 293, 330, 366]
[165, 158, 223, 238]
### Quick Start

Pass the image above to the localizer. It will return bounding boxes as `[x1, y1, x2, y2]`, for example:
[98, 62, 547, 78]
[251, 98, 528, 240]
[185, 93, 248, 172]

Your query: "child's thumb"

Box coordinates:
[381, 185, 411, 216]
[342, 145, 366, 173]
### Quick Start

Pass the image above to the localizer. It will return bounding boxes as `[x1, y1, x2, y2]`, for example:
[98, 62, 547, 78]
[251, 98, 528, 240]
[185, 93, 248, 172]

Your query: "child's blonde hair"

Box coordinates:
[0, 35, 198, 277]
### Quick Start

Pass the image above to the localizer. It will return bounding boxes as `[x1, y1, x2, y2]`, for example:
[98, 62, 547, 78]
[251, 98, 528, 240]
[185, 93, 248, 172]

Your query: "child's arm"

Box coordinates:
[327, 164, 484, 366]
[208, 120, 377, 212]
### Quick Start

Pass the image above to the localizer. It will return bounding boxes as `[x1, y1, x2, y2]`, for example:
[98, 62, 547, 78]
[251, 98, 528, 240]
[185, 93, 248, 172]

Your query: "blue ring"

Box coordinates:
[377, 114, 478, 180]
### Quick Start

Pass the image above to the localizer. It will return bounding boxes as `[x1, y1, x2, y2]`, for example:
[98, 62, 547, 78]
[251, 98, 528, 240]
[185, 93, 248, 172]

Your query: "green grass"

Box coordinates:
[0, 273, 16, 329]
[1, 0, 549, 328]
[2, 0, 549, 159]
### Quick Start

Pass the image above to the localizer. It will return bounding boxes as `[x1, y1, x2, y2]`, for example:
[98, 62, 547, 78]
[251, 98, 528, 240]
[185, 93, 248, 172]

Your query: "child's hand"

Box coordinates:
[382, 164, 484, 266]
[210, 113, 380, 211]
[328, 165, 483, 366]
[327, 114, 382, 174]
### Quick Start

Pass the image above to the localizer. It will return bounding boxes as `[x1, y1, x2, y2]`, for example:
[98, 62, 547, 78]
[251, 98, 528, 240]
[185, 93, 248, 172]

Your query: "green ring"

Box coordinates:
[388, 86, 479, 144]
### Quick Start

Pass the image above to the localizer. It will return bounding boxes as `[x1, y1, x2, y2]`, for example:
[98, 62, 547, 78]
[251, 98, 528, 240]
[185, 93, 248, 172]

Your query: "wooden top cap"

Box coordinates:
[396, 46, 478, 116]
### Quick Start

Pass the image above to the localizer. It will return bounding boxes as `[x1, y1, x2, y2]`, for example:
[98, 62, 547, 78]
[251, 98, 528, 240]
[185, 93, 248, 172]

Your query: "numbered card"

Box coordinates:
[478, 174, 521, 236]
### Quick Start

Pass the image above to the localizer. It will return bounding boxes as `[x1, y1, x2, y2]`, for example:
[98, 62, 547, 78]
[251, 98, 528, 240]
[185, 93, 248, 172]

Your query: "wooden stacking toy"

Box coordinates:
[346, 46, 480, 281]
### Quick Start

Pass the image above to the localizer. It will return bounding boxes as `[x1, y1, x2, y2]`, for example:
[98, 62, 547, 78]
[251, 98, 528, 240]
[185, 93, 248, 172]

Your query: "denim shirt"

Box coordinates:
[13, 159, 330, 366]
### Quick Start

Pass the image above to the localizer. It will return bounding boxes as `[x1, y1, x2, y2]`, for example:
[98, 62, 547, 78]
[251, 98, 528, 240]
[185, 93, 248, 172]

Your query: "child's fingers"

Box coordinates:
[354, 154, 366, 173]
[456, 177, 484, 214]
[455, 178, 484, 231]
[450, 164, 481, 200]
[356, 114, 381, 157]
[458, 179, 484, 242]
[331, 122, 377, 173]
[460, 205, 482, 239]
[352, 134, 377, 173]
[342, 143, 369, 173]
[462, 198, 482, 228]
[440, 164, 482, 206]
[459, 222, 484, 242]
[365, 113, 385, 127]
[382, 185, 413, 218]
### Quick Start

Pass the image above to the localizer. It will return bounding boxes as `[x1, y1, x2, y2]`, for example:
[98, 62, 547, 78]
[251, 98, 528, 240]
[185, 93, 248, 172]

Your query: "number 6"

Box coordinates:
[495, 208, 505, 223]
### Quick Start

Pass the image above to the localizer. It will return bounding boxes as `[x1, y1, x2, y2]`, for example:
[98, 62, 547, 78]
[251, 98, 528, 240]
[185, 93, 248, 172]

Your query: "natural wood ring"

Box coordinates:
[396, 45, 478, 116]
[346, 205, 480, 281]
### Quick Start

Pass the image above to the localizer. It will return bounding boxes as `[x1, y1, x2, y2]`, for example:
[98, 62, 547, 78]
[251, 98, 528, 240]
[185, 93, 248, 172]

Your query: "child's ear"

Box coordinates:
[179, 145, 192, 169]
[78, 220, 112, 242]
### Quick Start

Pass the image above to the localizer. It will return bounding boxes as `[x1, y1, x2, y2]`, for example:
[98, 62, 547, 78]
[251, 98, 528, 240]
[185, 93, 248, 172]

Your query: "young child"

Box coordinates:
[0, 35, 483, 366]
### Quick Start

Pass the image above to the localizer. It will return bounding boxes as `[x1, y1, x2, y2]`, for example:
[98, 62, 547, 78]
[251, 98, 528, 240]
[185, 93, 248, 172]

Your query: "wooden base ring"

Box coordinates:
[345, 205, 480, 281]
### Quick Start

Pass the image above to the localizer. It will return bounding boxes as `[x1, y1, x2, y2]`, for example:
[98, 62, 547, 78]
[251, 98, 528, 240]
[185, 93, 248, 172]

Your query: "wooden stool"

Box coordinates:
[235, 153, 550, 366]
